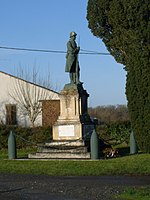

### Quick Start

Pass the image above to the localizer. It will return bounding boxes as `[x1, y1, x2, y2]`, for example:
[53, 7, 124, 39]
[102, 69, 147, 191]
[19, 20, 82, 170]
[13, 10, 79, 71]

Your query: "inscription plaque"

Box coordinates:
[58, 125, 75, 137]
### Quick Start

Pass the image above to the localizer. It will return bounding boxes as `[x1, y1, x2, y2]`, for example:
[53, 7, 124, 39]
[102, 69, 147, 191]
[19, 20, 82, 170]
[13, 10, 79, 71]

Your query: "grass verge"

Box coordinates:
[0, 149, 150, 176]
[116, 186, 150, 200]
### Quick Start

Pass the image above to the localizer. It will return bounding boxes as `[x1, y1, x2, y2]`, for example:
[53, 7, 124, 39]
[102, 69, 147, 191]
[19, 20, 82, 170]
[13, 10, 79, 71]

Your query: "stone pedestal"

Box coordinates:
[28, 83, 94, 159]
[53, 83, 94, 141]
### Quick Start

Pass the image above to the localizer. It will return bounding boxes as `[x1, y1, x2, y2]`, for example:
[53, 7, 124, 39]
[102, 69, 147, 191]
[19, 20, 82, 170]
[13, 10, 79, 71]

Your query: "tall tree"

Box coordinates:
[87, 0, 150, 152]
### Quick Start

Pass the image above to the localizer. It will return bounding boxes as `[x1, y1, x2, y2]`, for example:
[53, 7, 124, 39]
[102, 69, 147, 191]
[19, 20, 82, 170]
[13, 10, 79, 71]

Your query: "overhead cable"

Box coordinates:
[0, 46, 110, 55]
[0, 46, 66, 54]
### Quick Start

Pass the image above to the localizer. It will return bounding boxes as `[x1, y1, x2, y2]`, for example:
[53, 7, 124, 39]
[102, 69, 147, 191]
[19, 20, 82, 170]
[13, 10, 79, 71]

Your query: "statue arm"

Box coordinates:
[67, 41, 80, 54]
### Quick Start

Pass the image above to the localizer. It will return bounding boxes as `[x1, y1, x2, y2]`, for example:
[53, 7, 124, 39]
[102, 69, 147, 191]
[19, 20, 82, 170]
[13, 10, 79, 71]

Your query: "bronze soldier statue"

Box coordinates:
[65, 32, 80, 84]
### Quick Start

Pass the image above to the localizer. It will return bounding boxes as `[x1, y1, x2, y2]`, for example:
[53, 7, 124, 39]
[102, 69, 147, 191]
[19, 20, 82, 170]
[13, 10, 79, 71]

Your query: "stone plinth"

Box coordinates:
[53, 83, 94, 141]
[28, 140, 90, 159]
[28, 83, 94, 160]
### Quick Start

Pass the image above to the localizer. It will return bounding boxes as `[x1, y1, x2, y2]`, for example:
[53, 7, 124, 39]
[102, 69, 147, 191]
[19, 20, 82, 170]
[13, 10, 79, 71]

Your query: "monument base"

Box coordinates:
[53, 122, 82, 140]
[28, 140, 90, 159]
[52, 83, 94, 141]
[28, 83, 94, 160]
[53, 122, 94, 141]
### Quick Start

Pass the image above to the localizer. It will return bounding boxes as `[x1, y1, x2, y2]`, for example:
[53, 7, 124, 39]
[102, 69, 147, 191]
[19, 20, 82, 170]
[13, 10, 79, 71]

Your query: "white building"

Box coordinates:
[0, 71, 59, 127]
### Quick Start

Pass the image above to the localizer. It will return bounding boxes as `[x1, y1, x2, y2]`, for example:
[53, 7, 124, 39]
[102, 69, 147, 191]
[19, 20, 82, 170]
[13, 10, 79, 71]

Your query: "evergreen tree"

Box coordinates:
[87, 0, 150, 152]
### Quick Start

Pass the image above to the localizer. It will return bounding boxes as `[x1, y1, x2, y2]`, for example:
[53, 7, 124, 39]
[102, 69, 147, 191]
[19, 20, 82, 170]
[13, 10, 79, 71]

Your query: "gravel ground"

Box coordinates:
[0, 174, 149, 200]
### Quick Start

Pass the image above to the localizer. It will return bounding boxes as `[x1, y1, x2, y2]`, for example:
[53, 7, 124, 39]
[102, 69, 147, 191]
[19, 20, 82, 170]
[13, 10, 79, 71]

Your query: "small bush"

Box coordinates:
[96, 121, 131, 145]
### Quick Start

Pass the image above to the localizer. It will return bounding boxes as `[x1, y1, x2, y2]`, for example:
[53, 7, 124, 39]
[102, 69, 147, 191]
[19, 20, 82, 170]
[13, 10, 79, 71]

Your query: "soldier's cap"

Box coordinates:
[70, 31, 77, 37]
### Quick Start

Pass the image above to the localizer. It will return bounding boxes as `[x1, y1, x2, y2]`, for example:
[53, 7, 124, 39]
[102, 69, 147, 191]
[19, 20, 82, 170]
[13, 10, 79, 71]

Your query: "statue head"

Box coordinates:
[70, 31, 77, 38]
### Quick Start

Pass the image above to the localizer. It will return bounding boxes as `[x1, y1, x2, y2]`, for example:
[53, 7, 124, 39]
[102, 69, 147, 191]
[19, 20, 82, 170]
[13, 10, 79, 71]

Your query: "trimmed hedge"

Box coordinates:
[0, 122, 131, 149]
[0, 125, 52, 149]
[96, 121, 131, 145]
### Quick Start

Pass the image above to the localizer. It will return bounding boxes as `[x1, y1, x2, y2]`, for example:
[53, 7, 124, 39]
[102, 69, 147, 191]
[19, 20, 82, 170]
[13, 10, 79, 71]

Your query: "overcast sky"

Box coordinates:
[0, 0, 127, 107]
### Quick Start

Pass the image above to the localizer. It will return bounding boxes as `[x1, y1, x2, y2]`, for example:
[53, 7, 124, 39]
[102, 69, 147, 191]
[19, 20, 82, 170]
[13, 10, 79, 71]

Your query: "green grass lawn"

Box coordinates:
[116, 186, 150, 200]
[0, 148, 150, 199]
[0, 148, 150, 176]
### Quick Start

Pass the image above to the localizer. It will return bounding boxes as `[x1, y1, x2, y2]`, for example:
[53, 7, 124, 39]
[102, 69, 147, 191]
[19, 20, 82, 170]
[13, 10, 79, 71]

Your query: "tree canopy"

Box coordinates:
[87, 0, 150, 152]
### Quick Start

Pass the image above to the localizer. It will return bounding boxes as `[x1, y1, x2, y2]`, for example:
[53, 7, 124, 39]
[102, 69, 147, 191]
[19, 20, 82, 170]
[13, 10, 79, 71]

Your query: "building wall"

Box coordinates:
[0, 71, 59, 127]
[42, 100, 60, 126]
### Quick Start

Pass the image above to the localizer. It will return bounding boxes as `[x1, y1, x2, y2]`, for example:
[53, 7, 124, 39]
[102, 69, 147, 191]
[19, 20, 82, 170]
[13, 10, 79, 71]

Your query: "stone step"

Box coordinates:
[28, 152, 90, 159]
[28, 140, 90, 160]
[38, 146, 88, 153]
[45, 140, 85, 147]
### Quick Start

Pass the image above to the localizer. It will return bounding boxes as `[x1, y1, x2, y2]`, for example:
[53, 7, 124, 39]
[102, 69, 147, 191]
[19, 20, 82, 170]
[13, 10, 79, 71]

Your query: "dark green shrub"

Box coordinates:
[0, 125, 52, 149]
[96, 121, 131, 145]
[0, 125, 10, 149]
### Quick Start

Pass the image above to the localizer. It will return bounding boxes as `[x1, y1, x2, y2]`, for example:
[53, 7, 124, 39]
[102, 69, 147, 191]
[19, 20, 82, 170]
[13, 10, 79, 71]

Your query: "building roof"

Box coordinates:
[0, 70, 60, 95]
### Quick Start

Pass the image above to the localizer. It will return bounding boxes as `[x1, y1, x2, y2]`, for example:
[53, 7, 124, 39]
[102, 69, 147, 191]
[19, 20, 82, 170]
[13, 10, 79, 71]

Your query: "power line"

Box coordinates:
[80, 48, 109, 55]
[0, 46, 110, 55]
[0, 46, 66, 54]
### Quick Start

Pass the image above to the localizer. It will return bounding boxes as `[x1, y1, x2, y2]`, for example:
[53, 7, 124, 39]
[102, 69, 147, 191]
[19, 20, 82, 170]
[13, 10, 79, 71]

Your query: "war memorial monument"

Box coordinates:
[29, 32, 94, 159]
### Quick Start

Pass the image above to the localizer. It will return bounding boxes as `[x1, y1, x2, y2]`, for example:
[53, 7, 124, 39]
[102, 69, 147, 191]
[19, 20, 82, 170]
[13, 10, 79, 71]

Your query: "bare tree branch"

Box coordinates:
[9, 67, 57, 127]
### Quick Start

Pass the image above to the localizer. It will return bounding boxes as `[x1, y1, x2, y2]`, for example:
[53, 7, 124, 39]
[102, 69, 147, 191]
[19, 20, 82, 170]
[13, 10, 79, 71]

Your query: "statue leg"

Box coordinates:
[76, 70, 80, 84]
[75, 61, 80, 84]
[70, 73, 74, 83]
[73, 73, 76, 84]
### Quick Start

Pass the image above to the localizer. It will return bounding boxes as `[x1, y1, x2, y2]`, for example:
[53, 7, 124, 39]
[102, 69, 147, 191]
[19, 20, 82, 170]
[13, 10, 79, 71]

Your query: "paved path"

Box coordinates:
[0, 174, 149, 200]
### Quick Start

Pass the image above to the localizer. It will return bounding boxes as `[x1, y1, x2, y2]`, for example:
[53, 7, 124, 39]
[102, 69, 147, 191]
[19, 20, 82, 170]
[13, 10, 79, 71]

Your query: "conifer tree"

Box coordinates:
[87, 0, 150, 152]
